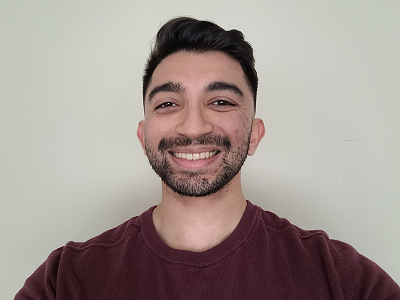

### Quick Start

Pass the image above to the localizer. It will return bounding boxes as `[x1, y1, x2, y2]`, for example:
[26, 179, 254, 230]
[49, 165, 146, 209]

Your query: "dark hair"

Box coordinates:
[142, 17, 258, 111]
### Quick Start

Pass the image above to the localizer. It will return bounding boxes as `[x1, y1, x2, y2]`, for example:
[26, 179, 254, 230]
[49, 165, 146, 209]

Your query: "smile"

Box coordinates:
[172, 151, 218, 161]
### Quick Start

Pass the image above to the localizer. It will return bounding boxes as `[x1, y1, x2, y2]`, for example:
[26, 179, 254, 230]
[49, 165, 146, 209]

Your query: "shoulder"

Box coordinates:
[64, 214, 142, 252]
[253, 204, 375, 267]
[15, 210, 151, 299]
[254, 205, 330, 242]
[251, 202, 400, 298]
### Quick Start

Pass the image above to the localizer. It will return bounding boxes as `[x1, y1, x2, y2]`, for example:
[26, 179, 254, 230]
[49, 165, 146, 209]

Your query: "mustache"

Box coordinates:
[158, 135, 231, 152]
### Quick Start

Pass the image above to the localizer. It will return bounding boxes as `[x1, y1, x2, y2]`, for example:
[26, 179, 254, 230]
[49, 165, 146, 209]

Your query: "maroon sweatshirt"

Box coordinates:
[16, 201, 400, 299]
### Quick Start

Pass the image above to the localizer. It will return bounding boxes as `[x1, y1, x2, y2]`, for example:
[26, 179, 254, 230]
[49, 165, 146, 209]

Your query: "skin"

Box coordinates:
[137, 51, 265, 252]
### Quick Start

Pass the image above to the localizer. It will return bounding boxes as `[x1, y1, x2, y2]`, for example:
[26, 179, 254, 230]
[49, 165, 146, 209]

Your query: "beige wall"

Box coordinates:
[1, 0, 399, 297]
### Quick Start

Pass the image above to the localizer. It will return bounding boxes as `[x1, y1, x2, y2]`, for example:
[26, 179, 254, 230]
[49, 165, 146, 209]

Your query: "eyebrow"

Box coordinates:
[148, 82, 185, 101]
[147, 80, 244, 102]
[205, 81, 244, 97]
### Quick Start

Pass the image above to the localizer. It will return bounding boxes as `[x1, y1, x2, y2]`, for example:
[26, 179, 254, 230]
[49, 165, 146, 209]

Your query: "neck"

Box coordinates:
[152, 173, 247, 252]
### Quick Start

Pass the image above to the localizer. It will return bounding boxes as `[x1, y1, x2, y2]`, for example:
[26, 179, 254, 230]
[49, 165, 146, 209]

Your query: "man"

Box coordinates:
[16, 17, 399, 299]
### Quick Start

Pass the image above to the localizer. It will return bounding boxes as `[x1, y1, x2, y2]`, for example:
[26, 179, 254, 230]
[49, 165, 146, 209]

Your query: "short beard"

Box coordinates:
[145, 134, 250, 197]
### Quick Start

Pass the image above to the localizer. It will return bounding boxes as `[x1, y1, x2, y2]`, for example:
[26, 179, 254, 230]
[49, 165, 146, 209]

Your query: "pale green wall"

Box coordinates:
[1, 1, 399, 297]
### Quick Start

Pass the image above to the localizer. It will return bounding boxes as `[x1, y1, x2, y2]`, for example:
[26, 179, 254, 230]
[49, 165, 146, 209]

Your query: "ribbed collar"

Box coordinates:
[138, 200, 259, 267]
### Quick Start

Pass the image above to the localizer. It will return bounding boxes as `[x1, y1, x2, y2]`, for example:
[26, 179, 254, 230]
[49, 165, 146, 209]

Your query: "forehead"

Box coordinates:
[146, 51, 251, 99]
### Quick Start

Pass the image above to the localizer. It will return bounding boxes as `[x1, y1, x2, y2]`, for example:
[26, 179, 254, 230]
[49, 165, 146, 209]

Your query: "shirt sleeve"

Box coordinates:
[15, 247, 64, 300]
[331, 240, 400, 299]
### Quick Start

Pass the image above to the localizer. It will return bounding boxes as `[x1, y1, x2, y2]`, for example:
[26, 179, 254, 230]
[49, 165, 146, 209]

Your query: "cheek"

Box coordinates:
[226, 116, 251, 135]
[217, 115, 249, 137]
[147, 114, 177, 132]
[144, 120, 175, 149]
[146, 120, 167, 136]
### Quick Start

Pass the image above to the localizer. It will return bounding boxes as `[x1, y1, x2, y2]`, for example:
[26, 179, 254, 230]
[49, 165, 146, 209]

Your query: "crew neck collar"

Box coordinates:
[139, 200, 259, 267]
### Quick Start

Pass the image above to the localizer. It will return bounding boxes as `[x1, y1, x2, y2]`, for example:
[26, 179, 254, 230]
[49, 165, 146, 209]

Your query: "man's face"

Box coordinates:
[137, 51, 262, 197]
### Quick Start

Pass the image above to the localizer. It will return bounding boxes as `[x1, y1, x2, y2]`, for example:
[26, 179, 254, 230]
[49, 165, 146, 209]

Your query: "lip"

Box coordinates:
[169, 150, 220, 169]
[169, 146, 220, 153]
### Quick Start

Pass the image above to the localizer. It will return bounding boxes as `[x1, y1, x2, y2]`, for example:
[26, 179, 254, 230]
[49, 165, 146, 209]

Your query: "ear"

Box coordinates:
[247, 118, 265, 156]
[136, 121, 147, 156]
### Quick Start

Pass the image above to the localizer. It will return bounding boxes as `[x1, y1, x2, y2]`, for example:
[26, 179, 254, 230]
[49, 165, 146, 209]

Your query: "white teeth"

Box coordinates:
[172, 151, 218, 161]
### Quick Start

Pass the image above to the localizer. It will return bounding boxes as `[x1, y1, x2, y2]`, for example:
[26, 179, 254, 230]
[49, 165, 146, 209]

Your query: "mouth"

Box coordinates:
[171, 150, 219, 161]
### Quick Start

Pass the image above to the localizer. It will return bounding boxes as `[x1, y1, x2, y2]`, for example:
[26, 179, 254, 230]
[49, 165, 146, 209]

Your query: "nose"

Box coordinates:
[175, 103, 213, 140]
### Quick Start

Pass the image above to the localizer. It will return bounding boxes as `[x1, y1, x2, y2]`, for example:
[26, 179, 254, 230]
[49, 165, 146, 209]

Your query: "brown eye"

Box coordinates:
[212, 100, 235, 106]
[156, 102, 178, 109]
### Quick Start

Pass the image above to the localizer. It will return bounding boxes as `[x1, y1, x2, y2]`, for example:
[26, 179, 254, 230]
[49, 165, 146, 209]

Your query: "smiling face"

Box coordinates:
[137, 51, 264, 197]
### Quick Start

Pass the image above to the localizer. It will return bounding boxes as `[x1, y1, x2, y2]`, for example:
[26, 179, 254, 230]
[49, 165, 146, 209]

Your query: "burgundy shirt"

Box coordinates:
[16, 201, 400, 299]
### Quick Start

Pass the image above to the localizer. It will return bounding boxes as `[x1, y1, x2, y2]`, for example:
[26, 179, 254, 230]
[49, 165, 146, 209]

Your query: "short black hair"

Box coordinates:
[142, 17, 258, 111]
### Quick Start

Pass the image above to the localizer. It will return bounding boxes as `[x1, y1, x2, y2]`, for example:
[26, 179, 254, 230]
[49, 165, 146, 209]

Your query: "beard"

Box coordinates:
[144, 132, 251, 197]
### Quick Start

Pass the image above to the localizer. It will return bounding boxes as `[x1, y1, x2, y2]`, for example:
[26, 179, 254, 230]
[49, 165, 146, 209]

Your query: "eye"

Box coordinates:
[211, 100, 235, 106]
[155, 102, 178, 109]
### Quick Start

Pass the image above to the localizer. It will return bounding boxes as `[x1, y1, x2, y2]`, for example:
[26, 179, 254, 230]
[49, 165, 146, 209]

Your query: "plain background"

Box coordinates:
[1, 0, 399, 297]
